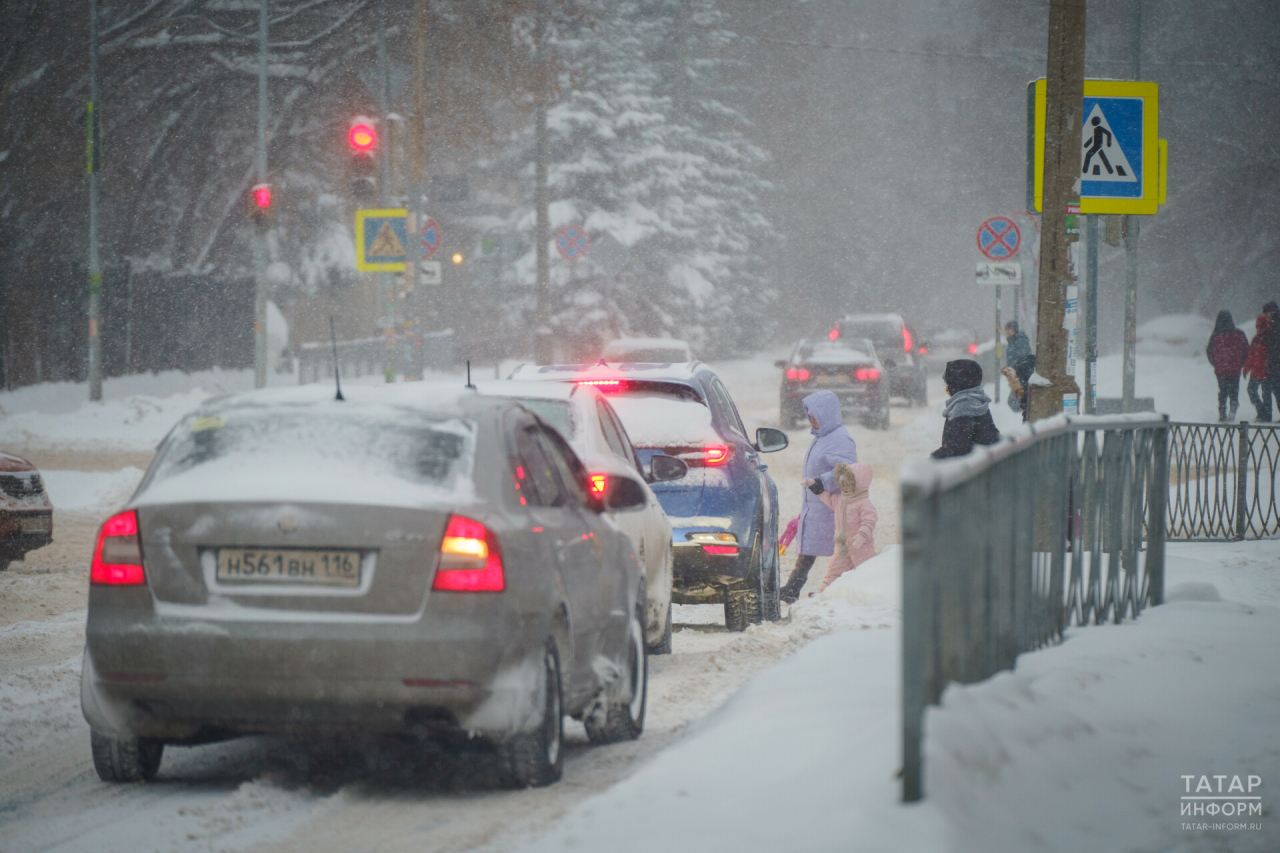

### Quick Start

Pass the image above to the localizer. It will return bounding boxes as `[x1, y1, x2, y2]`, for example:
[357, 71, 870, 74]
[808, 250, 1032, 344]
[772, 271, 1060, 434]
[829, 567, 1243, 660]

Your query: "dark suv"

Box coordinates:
[834, 314, 929, 407]
[777, 338, 891, 430]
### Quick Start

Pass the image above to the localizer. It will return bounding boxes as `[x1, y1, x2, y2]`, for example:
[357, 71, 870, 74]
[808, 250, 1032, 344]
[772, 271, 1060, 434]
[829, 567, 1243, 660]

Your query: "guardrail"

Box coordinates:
[297, 329, 455, 385]
[899, 414, 1169, 802]
[1166, 421, 1280, 541]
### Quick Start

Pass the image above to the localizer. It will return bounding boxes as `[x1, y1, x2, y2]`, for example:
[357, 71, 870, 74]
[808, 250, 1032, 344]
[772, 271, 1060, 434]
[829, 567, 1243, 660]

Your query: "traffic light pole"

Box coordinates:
[1121, 1, 1143, 413]
[377, 0, 396, 383]
[406, 0, 427, 382]
[253, 0, 269, 389]
[533, 0, 551, 366]
[87, 0, 103, 401]
[1028, 0, 1085, 422]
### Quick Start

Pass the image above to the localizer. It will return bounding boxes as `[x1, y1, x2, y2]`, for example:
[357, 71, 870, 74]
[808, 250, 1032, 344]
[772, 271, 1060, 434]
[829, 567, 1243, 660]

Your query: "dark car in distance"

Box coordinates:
[0, 451, 53, 570]
[777, 338, 891, 430]
[833, 313, 930, 407]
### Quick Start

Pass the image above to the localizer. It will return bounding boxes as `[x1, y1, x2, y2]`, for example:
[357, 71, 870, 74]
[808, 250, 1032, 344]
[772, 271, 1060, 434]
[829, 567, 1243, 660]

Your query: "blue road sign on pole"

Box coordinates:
[977, 216, 1022, 261]
[555, 225, 591, 261]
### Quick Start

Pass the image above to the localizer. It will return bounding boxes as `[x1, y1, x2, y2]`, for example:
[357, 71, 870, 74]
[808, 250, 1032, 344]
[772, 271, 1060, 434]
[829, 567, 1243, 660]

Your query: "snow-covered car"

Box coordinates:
[833, 314, 929, 406]
[508, 361, 789, 632]
[602, 337, 694, 364]
[470, 380, 687, 653]
[82, 385, 650, 787]
[921, 326, 981, 367]
[777, 338, 891, 430]
[0, 451, 53, 571]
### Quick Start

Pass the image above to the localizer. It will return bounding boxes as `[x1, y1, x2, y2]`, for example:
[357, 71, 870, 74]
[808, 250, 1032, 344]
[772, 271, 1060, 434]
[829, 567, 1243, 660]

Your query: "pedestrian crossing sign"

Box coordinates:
[355, 209, 408, 271]
[1031, 79, 1165, 216]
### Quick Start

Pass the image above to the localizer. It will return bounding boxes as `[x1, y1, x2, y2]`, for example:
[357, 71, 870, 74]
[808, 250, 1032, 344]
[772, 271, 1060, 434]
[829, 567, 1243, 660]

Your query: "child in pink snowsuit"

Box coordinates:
[810, 462, 877, 591]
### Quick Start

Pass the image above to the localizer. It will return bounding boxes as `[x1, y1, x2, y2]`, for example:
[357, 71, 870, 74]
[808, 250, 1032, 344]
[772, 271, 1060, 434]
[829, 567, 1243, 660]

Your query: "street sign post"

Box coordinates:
[555, 225, 591, 261]
[356, 209, 408, 271]
[977, 216, 1022, 261]
[419, 260, 442, 285]
[1031, 79, 1167, 215]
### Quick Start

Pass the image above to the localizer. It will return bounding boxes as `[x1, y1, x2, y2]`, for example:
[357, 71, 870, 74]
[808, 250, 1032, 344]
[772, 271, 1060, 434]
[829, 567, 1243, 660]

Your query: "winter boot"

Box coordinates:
[1229, 402, 1238, 421]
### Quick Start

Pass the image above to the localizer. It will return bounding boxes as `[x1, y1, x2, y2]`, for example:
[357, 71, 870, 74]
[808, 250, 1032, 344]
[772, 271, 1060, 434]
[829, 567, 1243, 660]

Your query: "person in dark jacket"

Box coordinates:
[1207, 310, 1249, 422]
[1004, 321, 1032, 369]
[1243, 314, 1270, 422]
[931, 360, 1002, 459]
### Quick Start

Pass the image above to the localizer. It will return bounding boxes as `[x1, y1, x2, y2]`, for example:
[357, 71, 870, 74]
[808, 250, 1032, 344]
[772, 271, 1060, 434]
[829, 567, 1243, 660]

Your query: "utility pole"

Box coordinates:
[1121, 0, 1142, 412]
[994, 285, 1002, 404]
[87, 0, 103, 401]
[1085, 213, 1099, 413]
[533, 0, 552, 365]
[406, 0, 428, 381]
[377, 0, 396, 382]
[1028, 0, 1086, 421]
[253, 0, 269, 389]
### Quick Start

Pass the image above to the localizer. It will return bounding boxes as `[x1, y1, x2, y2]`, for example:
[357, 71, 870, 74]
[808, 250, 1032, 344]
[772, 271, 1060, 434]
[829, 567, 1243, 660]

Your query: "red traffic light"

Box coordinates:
[251, 184, 272, 209]
[349, 123, 376, 152]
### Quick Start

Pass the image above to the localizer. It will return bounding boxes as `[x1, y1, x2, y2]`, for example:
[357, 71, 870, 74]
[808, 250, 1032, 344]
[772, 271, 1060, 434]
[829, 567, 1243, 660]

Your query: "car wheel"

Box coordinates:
[724, 588, 757, 633]
[650, 603, 673, 655]
[497, 641, 564, 788]
[0, 559, 9, 572]
[585, 604, 648, 744]
[762, 557, 782, 622]
[91, 730, 164, 782]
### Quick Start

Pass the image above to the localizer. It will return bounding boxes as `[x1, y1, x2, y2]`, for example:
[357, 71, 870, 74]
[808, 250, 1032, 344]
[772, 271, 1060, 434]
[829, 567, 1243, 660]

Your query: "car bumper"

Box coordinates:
[81, 589, 549, 742]
[0, 509, 53, 558]
[783, 385, 882, 410]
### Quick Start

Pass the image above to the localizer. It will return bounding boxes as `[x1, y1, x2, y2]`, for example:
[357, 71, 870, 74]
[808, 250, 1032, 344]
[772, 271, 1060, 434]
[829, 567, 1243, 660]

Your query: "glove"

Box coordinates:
[850, 536, 866, 552]
[808, 479, 825, 495]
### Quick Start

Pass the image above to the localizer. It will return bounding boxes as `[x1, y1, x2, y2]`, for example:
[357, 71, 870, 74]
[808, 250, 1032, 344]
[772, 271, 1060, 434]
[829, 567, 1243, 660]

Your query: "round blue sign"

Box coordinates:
[977, 216, 1021, 261]
[556, 225, 591, 261]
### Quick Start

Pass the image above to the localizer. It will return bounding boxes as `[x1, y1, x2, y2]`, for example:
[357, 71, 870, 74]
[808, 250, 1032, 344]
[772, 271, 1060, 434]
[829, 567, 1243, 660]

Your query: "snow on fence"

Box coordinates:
[1165, 421, 1280, 541]
[899, 414, 1170, 802]
[296, 329, 455, 384]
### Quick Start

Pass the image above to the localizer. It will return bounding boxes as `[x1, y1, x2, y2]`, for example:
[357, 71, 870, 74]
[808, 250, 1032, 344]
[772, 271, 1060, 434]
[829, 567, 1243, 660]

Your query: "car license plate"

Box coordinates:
[216, 548, 361, 587]
[815, 373, 849, 387]
[20, 516, 51, 533]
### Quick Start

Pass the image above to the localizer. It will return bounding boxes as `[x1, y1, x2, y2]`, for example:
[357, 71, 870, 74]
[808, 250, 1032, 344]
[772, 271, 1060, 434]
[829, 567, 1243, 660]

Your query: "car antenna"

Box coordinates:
[329, 316, 344, 401]
[465, 360, 476, 390]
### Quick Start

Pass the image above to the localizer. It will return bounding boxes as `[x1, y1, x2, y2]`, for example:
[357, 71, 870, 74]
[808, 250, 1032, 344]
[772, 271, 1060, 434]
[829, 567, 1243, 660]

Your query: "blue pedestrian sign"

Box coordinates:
[1031, 80, 1165, 216]
[355, 209, 408, 271]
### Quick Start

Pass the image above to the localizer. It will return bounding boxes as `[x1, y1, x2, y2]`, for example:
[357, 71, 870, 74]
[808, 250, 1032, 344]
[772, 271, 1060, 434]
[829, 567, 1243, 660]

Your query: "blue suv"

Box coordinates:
[508, 362, 789, 630]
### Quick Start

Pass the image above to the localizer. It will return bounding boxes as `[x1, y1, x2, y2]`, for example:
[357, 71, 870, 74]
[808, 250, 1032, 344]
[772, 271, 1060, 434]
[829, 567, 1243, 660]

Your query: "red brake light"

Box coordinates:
[588, 473, 608, 496]
[785, 368, 811, 381]
[855, 368, 880, 381]
[902, 327, 913, 352]
[575, 379, 622, 390]
[91, 510, 145, 585]
[829, 328, 839, 341]
[968, 343, 979, 355]
[434, 515, 504, 591]
[918, 347, 928, 355]
[703, 445, 731, 466]
[702, 545, 739, 555]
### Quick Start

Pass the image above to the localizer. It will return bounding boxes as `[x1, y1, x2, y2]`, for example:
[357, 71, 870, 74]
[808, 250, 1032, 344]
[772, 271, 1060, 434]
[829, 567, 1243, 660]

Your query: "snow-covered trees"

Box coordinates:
[494, 0, 775, 358]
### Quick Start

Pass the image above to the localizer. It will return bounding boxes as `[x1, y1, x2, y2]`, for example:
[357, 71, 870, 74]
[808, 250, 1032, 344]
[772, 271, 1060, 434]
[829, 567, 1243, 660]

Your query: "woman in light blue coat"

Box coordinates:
[780, 391, 859, 602]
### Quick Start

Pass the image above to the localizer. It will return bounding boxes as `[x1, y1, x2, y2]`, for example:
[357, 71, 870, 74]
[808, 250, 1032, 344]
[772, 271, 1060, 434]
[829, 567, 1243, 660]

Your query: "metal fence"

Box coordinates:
[297, 329, 455, 385]
[900, 413, 1169, 802]
[1166, 421, 1280, 541]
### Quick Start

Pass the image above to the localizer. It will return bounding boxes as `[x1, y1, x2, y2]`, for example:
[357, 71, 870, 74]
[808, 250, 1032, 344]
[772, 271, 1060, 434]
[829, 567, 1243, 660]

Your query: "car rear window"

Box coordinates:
[840, 319, 900, 342]
[607, 390, 718, 448]
[606, 347, 689, 363]
[800, 342, 874, 363]
[144, 405, 473, 495]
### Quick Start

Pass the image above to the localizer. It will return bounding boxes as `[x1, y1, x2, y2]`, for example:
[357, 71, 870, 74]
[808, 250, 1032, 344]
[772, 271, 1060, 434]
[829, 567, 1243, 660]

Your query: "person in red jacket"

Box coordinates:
[1207, 310, 1249, 422]
[1244, 314, 1271, 422]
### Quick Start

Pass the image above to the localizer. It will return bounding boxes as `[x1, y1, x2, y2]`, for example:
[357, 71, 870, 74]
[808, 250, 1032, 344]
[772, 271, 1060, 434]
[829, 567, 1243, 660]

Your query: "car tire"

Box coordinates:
[91, 730, 164, 782]
[762, 558, 782, 622]
[0, 559, 9, 572]
[724, 589, 757, 633]
[584, 604, 648, 744]
[650, 603, 673, 655]
[497, 641, 564, 788]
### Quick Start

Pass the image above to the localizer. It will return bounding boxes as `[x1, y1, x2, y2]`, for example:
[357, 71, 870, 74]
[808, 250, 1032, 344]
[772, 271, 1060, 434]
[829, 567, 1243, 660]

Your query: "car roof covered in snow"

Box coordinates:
[840, 312, 906, 326]
[507, 361, 706, 385]
[191, 381, 511, 420]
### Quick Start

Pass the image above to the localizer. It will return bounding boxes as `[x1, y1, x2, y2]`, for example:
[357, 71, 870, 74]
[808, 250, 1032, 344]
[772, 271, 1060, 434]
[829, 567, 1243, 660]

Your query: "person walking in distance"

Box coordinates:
[932, 360, 1001, 459]
[1207, 310, 1248, 423]
[779, 391, 858, 604]
[1004, 321, 1032, 369]
[1243, 314, 1271, 422]
[803, 462, 878, 594]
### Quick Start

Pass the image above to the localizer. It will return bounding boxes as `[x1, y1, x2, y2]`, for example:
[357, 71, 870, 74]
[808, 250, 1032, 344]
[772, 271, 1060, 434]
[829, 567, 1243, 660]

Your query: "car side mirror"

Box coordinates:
[755, 427, 789, 453]
[648, 453, 689, 483]
[602, 474, 648, 513]
[774, 359, 788, 369]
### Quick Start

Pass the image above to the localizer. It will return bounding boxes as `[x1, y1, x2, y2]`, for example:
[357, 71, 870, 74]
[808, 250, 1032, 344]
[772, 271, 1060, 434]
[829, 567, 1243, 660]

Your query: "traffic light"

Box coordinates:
[348, 118, 378, 201]
[248, 183, 273, 223]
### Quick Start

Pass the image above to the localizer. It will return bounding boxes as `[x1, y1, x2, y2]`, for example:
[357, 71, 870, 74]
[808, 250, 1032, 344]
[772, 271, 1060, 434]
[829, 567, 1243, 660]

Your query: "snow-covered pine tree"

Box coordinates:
[495, 0, 774, 359]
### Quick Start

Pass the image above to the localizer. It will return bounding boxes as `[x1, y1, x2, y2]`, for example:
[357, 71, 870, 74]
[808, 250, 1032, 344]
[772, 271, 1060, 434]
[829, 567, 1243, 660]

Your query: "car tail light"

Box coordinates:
[785, 368, 810, 381]
[968, 343, 979, 355]
[90, 510, 145, 585]
[828, 328, 839, 341]
[902, 327, 913, 352]
[918, 347, 928, 355]
[701, 445, 732, 466]
[434, 515, 504, 592]
[588, 473, 608, 496]
[855, 368, 880, 381]
[689, 532, 738, 555]
[702, 545, 738, 555]
[575, 379, 622, 390]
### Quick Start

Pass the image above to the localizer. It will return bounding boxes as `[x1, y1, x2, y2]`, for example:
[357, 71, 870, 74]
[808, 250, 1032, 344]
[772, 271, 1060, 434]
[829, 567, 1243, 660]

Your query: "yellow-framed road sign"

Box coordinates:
[1032, 79, 1166, 215]
[355, 208, 409, 271]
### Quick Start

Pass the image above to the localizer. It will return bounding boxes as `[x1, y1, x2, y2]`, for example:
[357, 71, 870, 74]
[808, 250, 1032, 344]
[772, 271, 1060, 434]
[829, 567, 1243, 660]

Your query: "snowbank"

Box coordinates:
[1135, 314, 1214, 357]
[514, 541, 1280, 853]
[42, 468, 145, 514]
